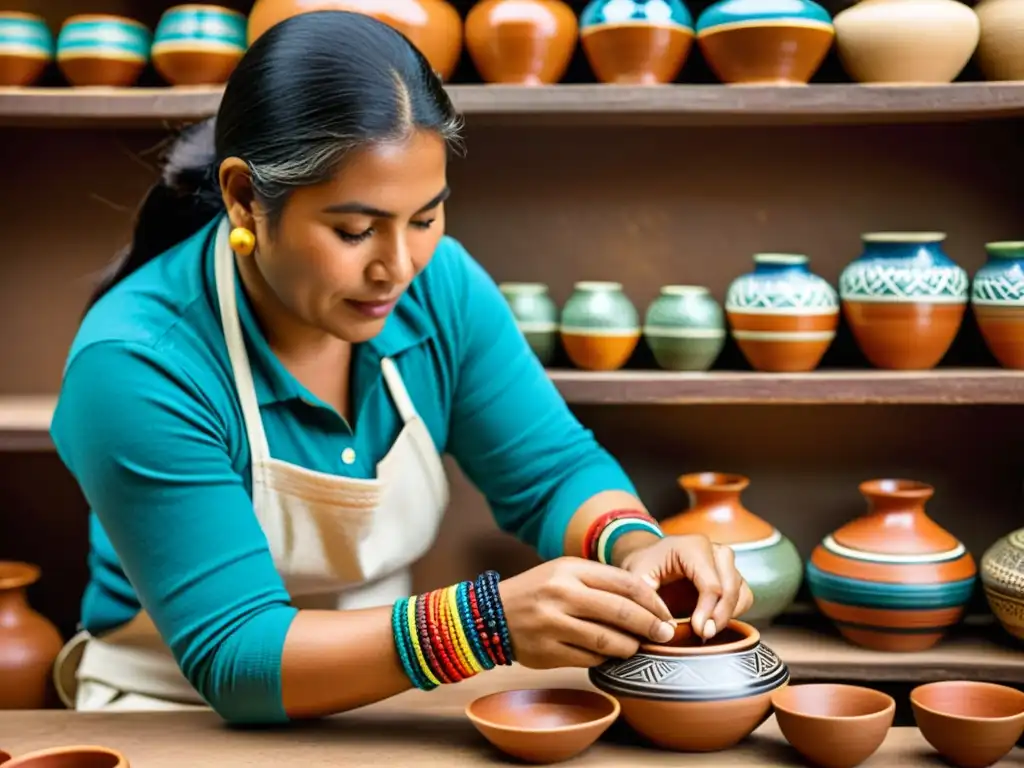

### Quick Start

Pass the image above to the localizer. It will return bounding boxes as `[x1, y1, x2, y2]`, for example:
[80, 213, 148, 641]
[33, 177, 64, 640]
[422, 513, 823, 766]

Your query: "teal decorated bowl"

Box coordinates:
[153, 5, 247, 86]
[56, 14, 150, 87]
[0, 12, 53, 86]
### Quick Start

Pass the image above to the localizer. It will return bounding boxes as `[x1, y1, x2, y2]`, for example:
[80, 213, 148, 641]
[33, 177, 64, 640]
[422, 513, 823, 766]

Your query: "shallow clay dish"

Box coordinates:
[772, 683, 894, 768]
[589, 618, 789, 751]
[911, 680, 1024, 768]
[465, 687, 620, 764]
[0, 745, 128, 767]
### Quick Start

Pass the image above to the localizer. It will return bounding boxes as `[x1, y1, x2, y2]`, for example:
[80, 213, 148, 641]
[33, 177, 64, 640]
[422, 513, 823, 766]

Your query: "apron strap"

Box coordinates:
[380, 358, 418, 424]
[213, 217, 272, 462]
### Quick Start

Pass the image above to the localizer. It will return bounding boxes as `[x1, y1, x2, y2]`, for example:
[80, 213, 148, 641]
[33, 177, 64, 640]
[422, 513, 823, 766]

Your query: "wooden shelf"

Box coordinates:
[550, 368, 1024, 405]
[1, 369, 1021, 450]
[4, 82, 1024, 128]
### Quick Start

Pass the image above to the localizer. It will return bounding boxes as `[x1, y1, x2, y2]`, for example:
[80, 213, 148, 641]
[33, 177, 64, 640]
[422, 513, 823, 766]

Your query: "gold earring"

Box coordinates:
[229, 226, 256, 257]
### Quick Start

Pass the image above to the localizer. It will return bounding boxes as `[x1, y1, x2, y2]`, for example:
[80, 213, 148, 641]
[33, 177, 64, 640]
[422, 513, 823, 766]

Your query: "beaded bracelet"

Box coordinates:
[392, 570, 514, 690]
[583, 509, 665, 565]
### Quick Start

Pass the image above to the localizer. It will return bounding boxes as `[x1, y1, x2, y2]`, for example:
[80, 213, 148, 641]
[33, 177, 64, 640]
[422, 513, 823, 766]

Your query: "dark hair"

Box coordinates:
[87, 11, 463, 309]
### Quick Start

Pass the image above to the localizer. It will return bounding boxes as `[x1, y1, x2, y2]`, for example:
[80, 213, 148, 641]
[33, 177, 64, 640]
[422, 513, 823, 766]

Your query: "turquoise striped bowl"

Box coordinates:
[56, 14, 151, 87]
[152, 5, 247, 86]
[0, 12, 53, 86]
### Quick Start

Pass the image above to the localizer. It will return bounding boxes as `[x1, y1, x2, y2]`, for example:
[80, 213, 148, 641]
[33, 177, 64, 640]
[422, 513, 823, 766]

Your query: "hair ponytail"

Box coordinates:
[86, 117, 223, 309]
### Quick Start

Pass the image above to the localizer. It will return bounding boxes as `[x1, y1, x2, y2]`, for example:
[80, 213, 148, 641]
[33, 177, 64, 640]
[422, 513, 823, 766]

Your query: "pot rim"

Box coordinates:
[0, 561, 41, 591]
[638, 618, 759, 656]
[2, 745, 128, 768]
[860, 231, 947, 243]
[678, 471, 749, 492]
[858, 478, 933, 499]
[464, 687, 621, 734]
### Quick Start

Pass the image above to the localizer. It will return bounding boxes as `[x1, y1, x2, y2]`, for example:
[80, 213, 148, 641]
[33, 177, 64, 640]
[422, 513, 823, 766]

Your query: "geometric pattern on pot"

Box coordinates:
[982, 528, 1024, 593]
[972, 243, 1024, 304]
[726, 254, 839, 311]
[589, 642, 789, 702]
[839, 233, 969, 302]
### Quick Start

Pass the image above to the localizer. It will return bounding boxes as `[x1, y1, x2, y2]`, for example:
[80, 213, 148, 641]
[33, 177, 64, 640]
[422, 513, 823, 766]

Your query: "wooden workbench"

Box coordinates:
[0, 666, 1016, 766]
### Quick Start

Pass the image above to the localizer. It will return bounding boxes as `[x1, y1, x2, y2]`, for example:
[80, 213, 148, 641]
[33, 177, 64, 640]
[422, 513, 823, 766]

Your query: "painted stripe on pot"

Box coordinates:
[560, 326, 640, 336]
[728, 529, 782, 552]
[822, 535, 966, 563]
[155, 8, 247, 47]
[806, 563, 975, 609]
[643, 326, 727, 338]
[732, 330, 835, 341]
[811, 547, 977, 585]
[516, 321, 559, 332]
[0, 16, 54, 55]
[58, 19, 151, 60]
[815, 598, 964, 628]
[830, 618, 954, 635]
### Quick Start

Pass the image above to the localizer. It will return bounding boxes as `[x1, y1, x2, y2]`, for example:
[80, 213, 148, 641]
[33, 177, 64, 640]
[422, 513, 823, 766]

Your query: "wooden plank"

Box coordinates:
[3, 83, 1024, 128]
[0, 666, 1008, 767]
[0, 395, 54, 450]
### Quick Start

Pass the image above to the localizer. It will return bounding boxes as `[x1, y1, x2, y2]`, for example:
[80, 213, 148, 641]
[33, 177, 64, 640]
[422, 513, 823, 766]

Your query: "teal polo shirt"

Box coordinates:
[50, 216, 637, 724]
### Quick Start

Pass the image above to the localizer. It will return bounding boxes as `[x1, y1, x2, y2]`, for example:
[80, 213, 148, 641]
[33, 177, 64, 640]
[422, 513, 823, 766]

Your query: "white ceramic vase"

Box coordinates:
[833, 0, 980, 83]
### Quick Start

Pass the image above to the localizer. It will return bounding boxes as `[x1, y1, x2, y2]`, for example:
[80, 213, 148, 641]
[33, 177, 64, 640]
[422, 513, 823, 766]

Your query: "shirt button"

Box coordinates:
[341, 448, 357, 465]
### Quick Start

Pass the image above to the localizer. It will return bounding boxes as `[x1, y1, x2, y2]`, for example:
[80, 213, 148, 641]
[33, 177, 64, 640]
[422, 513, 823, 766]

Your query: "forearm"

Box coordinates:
[562, 490, 664, 567]
[280, 608, 412, 719]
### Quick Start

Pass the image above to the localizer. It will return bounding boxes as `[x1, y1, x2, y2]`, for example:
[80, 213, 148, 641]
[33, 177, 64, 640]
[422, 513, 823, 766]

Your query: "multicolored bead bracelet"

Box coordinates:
[583, 509, 665, 565]
[392, 570, 514, 690]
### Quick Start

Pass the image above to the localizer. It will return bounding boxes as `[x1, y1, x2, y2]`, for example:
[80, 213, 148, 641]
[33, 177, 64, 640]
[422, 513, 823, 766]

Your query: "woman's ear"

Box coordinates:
[218, 156, 257, 234]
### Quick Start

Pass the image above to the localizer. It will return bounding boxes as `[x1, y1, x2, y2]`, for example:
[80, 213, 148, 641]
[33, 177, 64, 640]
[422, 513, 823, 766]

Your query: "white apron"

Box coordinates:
[53, 217, 450, 710]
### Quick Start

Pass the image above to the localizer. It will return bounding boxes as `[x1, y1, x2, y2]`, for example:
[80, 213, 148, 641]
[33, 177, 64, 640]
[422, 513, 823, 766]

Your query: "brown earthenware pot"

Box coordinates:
[0, 561, 63, 710]
[248, 0, 463, 80]
[588, 619, 789, 752]
[465, 0, 578, 84]
[0, 746, 128, 768]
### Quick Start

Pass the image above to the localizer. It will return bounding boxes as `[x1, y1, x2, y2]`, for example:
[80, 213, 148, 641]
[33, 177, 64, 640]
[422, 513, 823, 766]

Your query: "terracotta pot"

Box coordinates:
[152, 5, 247, 86]
[465, 0, 577, 84]
[725, 253, 839, 373]
[0, 12, 53, 87]
[980, 526, 1024, 642]
[0, 562, 63, 709]
[559, 281, 640, 371]
[696, 0, 835, 85]
[588, 619, 789, 752]
[660, 473, 802, 627]
[839, 232, 968, 370]
[248, 0, 463, 81]
[975, 0, 1024, 81]
[833, 0, 980, 83]
[0, 746, 128, 768]
[971, 241, 1024, 370]
[643, 286, 725, 372]
[579, 0, 694, 85]
[56, 15, 151, 87]
[807, 479, 977, 652]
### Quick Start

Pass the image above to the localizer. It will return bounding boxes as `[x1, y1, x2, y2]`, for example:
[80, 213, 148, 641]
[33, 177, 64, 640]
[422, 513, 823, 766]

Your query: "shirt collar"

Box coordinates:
[201, 219, 435, 406]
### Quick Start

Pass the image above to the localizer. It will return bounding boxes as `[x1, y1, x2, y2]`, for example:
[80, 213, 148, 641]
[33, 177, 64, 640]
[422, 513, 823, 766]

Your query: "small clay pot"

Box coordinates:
[589, 618, 789, 752]
[971, 241, 1024, 369]
[643, 286, 725, 372]
[975, 0, 1024, 81]
[911, 681, 1024, 768]
[0, 746, 128, 768]
[559, 281, 640, 371]
[579, 0, 694, 84]
[152, 5, 247, 86]
[771, 683, 894, 768]
[56, 15, 151, 87]
[465, 0, 578, 84]
[465, 688, 619, 764]
[0, 12, 53, 87]
[499, 282, 560, 366]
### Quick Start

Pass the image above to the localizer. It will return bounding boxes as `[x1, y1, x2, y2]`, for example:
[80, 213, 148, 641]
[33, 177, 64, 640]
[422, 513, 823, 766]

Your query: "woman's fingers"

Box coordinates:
[553, 614, 642, 660]
[708, 543, 743, 634]
[574, 559, 674, 625]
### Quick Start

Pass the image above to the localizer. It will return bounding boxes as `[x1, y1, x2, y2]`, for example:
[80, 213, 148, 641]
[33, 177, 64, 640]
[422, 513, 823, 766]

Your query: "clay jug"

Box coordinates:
[807, 479, 977, 652]
[247, 0, 463, 80]
[0, 562, 62, 709]
[465, 0, 578, 84]
[660, 473, 802, 627]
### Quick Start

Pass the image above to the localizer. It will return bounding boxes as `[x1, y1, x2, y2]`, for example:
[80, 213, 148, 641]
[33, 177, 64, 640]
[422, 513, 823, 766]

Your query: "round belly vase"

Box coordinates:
[56, 14, 151, 87]
[0, 561, 63, 709]
[660, 472, 802, 627]
[499, 282, 559, 366]
[248, 0, 463, 81]
[589, 619, 789, 752]
[0, 12, 53, 87]
[975, 0, 1024, 81]
[695, 0, 834, 85]
[643, 285, 725, 371]
[579, 0, 694, 85]
[806, 479, 977, 652]
[559, 281, 640, 371]
[152, 5, 247, 86]
[839, 232, 969, 370]
[971, 241, 1024, 370]
[832, 0, 980, 83]
[980, 527, 1024, 642]
[725, 253, 838, 373]
[465, 0, 578, 84]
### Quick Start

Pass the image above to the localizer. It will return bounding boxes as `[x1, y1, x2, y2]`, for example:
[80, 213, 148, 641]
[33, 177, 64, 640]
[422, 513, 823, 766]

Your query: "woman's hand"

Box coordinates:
[618, 534, 755, 641]
[498, 557, 675, 669]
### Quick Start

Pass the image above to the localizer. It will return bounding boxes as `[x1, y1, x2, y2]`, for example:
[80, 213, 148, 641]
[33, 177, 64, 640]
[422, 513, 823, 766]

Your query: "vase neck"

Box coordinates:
[0, 587, 28, 620]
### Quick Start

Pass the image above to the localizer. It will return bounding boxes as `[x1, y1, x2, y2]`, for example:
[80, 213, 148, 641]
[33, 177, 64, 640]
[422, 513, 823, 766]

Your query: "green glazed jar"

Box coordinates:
[643, 285, 726, 371]
[560, 281, 641, 371]
[499, 282, 559, 366]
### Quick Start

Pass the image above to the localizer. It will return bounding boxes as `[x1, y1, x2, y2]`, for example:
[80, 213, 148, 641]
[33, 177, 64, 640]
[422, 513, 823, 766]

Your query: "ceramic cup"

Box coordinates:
[56, 14, 150, 87]
[0, 12, 53, 87]
[152, 5, 247, 86]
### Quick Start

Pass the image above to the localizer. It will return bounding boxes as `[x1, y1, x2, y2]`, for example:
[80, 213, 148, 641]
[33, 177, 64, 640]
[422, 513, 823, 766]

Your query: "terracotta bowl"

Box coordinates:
[589, 618, 789, 752]
[911, 681, 1024, 768]
[0, 746, 128, 768]
[465, 687, 620, 764]
[771, 683, 894, 768]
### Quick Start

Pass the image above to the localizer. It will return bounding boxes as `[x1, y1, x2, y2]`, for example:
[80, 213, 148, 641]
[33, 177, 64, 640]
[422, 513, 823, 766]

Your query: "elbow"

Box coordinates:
[178, 606, 297, 727]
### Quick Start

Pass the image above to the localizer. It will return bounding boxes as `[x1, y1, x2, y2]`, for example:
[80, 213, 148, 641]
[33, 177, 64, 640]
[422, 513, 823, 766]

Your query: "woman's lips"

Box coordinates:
[346, 298, 397, 319]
